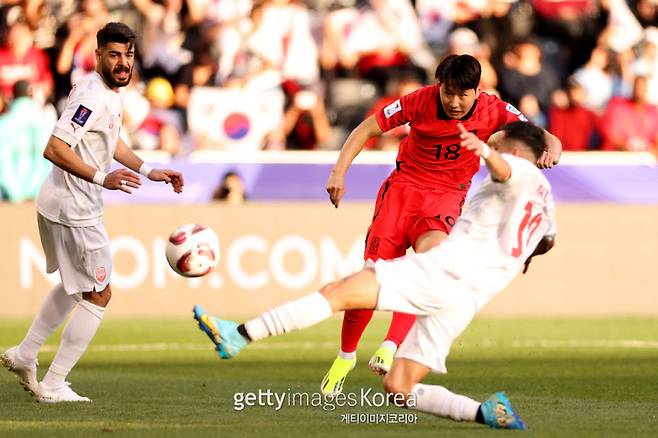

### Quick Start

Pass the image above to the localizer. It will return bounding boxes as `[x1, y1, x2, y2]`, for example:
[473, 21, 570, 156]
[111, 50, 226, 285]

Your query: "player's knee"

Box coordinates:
[82, 285, 112, 308]
[383, 373, 414, 401]
[319, 281, 341, 301]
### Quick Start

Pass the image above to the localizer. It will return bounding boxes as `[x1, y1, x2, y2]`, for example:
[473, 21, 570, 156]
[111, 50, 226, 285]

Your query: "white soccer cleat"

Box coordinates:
[1, 346, 39, 394]
[34, 382, 92, 403]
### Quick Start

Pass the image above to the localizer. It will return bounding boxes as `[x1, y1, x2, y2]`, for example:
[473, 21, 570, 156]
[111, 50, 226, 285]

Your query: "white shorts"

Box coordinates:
[37, 213, 112, 295]
[374, 252, 477, 374]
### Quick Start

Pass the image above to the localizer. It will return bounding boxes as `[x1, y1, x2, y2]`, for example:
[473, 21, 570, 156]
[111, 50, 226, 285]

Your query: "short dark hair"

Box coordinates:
[434, 54, 481, 90]
[12, 80, 31, 98]
[500, 121, 546, 159]
[96, 22, 136, 49]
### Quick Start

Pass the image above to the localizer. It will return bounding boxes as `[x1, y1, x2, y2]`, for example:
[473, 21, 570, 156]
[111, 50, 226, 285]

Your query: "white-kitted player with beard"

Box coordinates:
[1, 22, 184, 403]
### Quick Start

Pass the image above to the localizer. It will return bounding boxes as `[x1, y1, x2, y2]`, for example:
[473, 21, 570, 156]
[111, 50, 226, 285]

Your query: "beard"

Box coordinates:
[101, 62, 132, 88]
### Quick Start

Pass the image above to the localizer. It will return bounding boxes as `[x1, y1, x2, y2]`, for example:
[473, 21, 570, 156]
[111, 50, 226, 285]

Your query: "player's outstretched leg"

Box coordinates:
[194, 270, 379, 366]
[193, 305, 248, 359]
[479, 391, 527, 430]
[1, 347, 39, 394]
[368, 312, 416, 376]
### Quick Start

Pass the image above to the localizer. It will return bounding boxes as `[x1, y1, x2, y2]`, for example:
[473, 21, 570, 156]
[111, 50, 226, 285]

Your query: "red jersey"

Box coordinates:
[375, 85, 526, 190]
[0, 47, 53, 98]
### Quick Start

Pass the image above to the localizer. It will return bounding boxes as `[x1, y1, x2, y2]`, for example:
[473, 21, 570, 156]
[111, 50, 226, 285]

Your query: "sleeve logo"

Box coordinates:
[72, 104, 92, 126]
[505, 103, 528, 121]
[384, 99, 402, 118]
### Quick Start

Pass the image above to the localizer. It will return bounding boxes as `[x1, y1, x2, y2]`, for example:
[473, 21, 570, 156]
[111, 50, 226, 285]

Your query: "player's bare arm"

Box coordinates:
[114, 137, 184, 193]
[538, 130, 562, 169]
[326, 115, 382, 208]
[457, 123, 511, 182]
[522, 235, 556, 274]
[43, 135, 141, 193]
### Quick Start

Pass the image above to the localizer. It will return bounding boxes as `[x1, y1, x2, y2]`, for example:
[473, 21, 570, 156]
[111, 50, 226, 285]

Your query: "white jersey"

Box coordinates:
[428, 154, 557, 310]
[37, 72, 124, 227]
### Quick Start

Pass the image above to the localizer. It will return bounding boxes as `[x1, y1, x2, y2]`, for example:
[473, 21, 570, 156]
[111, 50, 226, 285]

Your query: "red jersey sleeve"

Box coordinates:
[495, 98, 529, 126]
[375, 88, 420, 133]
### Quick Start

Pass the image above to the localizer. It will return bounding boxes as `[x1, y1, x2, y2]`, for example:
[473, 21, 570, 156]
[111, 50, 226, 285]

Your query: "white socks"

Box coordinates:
[381, 340, 398, 352]
[411, 383, 480, 422]
[244, 292, 333, 341]
[42, 299, 106, 389]
[338, 350, 356, 360]
[16, 284, 78, 364]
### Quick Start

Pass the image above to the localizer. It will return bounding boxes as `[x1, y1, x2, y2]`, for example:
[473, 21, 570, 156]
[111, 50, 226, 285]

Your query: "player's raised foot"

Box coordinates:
[1, 346, 39, 394]
[320, 356, 356, 396]
[34, 382, 91, 403]
[193, 304, 248, 359]
[368, 345, 395, 375]
[480, 391, 527, 430]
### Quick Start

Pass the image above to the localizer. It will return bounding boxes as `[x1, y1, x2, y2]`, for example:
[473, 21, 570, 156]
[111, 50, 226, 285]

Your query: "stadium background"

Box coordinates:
[0, 0, 657, 318]
[1, 2, 658, 436]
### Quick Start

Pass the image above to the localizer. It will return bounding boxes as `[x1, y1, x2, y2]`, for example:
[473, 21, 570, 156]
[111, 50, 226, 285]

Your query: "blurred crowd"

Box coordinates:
[1, 0, 658, 202]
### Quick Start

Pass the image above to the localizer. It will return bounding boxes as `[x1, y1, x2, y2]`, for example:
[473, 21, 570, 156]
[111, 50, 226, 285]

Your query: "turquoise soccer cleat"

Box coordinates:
[193, 305, 248, 359]
[480, 391, 527, 430]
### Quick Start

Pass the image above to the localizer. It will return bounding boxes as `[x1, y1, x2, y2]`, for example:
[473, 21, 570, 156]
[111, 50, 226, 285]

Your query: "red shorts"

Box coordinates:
[364, 176, 466, 261]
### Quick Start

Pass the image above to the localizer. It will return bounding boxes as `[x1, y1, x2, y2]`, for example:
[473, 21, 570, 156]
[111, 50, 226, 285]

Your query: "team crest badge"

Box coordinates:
[95, 266, 107, 283]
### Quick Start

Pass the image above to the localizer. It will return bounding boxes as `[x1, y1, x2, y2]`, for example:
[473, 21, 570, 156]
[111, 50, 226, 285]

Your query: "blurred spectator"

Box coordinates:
[518, 94, 546, 128]
[471, 0, 535, 70]
[321, 0, 429, 92]
[135, 77, 184, 154]
[0, 18, 53, 103]
[600, 75, 658, 153]
[447, 27, 498, 93]
[282, 84, 331, 150]
[499, 38, 560, 111]
[634, 31, 658, 105]
[572, 45, 627, 113]
[548, 78, 599, 150]
[55, 0, 110, 88]
[212, 170, 247, 204]
[363, 72, 422, 150]
[415, 0, 488, 55]
[632, 0, 658, 28]
[531, 0, 604, 72]
[0, 80, 53, 202]
[175, 42, 220, 114]
[131, 0, 193, 82]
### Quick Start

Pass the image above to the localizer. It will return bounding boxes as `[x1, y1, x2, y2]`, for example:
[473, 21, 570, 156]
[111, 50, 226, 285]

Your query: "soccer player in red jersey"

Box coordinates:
[320, 54, 562, 395]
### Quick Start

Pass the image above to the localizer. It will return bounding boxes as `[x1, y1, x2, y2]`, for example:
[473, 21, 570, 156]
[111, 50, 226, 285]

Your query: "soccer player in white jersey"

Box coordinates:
[1, 22, 184, 403]
[193, 121, 557, 429]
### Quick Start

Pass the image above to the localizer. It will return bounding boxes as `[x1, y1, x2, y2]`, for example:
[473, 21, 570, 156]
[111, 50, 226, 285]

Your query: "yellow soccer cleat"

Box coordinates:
[368, 346, 395, 375]
[320, 356, 356, 396]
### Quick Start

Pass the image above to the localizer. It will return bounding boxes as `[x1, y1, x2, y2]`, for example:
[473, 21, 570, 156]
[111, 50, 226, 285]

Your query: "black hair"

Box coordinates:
[434, 54, 481, 90]
[500, 121, 545, 159]
[96, 22, 136, 49]
[12, 80, 31, 98]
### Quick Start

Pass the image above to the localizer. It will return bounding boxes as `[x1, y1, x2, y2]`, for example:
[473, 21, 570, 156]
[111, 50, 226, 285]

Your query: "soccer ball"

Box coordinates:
[166, 224, 220, 277]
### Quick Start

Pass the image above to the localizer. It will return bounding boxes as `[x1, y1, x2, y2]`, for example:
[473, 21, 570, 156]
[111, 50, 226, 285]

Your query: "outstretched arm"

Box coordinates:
[458, 123, 511, 182]
[326, 115, 382, 207]
[114, 138, 184, 193]
[538, 129, 562, 169]
[44, 135, 141, 193]
[522, 235, 556, 274]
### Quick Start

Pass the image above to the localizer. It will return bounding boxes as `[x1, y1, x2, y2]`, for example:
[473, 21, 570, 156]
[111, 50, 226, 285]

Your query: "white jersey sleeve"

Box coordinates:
[52, 83, 103, 147]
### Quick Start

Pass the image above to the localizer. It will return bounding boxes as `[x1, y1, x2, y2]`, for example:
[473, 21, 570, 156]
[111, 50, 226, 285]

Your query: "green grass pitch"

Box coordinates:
[1, 317, 657, 437]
